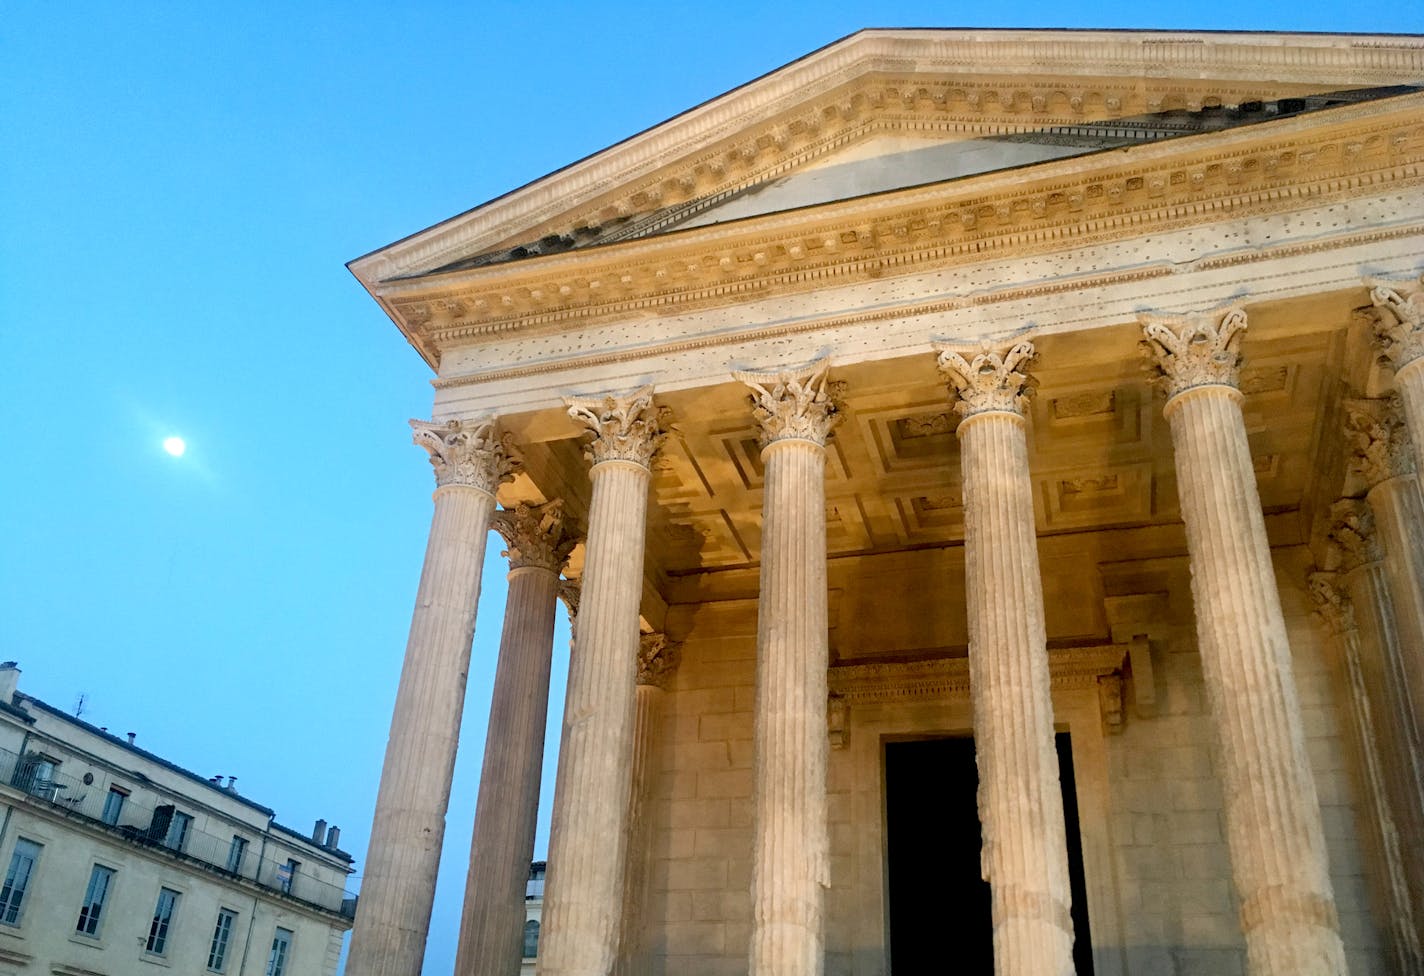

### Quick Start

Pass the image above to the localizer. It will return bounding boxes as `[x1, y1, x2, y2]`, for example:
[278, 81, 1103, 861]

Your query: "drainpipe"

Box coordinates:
[237, 819, 273, 976]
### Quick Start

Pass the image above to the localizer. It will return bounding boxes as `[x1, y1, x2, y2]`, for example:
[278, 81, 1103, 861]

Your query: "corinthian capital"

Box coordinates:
[566, 387, 668, 469]
[1307, 571, 1356, 636]
[491, 499, 579, 573]
[936, 338, 1038, 418]
[636, 633, 680, 689]
[1367, 275, 1424, 373]
[1139, 308, 1247, 399]
[411, 418, 519, 493]
[733, 359, 844, 446]
[1345, 396, 1418, 489]
[1327, 498, 1384, 572]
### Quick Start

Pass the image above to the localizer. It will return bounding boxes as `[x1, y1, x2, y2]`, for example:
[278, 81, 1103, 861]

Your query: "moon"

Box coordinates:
[163, 436, 187, 457]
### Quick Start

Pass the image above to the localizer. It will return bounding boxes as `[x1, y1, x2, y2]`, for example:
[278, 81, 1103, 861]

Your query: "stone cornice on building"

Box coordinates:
[350, 30, 1424, 302]
[374, 93, 1422, 373]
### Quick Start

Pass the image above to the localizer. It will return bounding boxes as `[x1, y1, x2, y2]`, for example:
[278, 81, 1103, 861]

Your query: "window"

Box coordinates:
[101, 787, 127, 826]
[17, 755, 57, 799]
[0, 839, 41, 926]
[225, 835, 248, 874]
[278, 858, 299, 895]
[207, 909, 237, 972]
[75, 864, 115, 936]
[145, 887, 180, 954]
[522, 919, 540, 958]
[265, 927, 293, 976]
[165, 810, 193, 851]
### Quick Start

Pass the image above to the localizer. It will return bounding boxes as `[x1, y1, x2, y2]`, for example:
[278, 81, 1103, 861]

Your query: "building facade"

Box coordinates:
[0, 664, 355, 975]
[345, 30, 1424, 976]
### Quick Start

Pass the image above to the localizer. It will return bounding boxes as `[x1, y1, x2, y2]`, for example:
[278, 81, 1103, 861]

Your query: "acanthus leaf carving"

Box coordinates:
[936, 337, 1038, 418]
[1139, 307, 1247, 399]
[1367, 275, 1424, 374]
[410, 417, 520, 493]
[566, 387, 669, 469]
[491, 499, 580, 573]
[1307, 570, 1356, 637]
[1327, 498, 1384, 572]
[1344, 395, 1418, 489]
[636, 633, 680, 689]
[733, 358, 844, 447]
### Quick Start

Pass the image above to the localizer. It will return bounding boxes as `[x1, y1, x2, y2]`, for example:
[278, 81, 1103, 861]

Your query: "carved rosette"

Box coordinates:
[636, 633, 680, 689]
[1328, 499, 1384, 572]
[490, 499, 579, 573]
[733, 359, 844, 446]
[1307, 571, 1357, 637]
[566, 387, 668, 469]
[1345, 396, 1418, 489]
[1368, 276, 1424, 374]
[1139, 308, 1247, 400]
[410, 418, 519, 493]
[936, 338, 1038, 418]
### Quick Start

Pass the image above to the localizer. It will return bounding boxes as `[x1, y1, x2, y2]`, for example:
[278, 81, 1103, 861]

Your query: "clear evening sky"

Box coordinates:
[3, 3, 1418, 973]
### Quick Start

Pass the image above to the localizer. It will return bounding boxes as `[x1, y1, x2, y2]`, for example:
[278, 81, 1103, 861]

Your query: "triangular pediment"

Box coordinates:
[351, 29, 1424, 293]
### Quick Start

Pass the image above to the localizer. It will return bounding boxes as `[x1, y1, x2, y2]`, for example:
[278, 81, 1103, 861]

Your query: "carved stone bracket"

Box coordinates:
[558, 578, 581, 627]
[491, 499, 580, 573]
[410, 417, 520, 493]
[1327, 498, 1384, 573]
[566, 387, 669, 469]
[828, 693, 849, 750]
[1139, 307, 1247, 400]
[732, 358, 844, 446]
[1307, 570, 1357, 637]
[636, 633, 680, 688]
[1103, 593, 1168, 721]
[935, 337, 1038, 418]
[1345, 395, 1418, 489]
[1368, 275, 1424, 374]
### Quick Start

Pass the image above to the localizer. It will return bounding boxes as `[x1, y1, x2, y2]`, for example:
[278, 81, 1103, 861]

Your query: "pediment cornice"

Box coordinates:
[375, 94, 1424, 368]
[350, 29, 1424, 308]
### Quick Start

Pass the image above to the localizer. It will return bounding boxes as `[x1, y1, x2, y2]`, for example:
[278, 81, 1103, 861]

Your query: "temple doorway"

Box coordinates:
[884, 733, 1095, 974]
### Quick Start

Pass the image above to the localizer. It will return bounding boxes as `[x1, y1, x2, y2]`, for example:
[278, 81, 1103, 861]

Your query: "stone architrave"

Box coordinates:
[1369, 276, 1424, 499]
[1141, 309, 1346, 975]
[734, 360, 842, 976]
[936, 338, 1076, 976]
[456, 500, 578, 976]
[347, 419, 517, 976]
[538, 389, 666, 976]
[1345, 396, 1424, 750]
[1319, 506, 1424, 973]
[616, 633, 681, 976]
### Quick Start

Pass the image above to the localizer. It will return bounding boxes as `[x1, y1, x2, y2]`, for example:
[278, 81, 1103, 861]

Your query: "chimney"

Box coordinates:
[225, 776, 237, 790]
[312, 818, 328, 844]
[126, 732, 137, 745]
[326, 825, 340, 849]
[0, 663, 19, 703]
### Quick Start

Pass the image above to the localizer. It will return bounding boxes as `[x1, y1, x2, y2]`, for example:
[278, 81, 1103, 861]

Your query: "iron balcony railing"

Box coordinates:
[4, 746, 357, 918]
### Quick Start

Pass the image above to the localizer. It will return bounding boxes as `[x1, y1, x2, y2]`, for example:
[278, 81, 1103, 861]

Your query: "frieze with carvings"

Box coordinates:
[827, 646, 1127, 703]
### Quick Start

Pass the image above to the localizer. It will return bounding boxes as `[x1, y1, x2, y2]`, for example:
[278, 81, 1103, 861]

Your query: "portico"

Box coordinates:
[346, 29, 1424, 976]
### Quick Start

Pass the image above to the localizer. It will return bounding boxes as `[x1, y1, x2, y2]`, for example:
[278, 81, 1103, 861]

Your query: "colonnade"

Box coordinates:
[345, 277, 1424, 976]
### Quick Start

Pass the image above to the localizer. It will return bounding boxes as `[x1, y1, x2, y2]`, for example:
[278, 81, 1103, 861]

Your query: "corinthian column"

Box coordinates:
[538, 390, 665, 976]
[735, 361, 841, 976]
[456, 500, 578, 976]
[347, 419, 517, 976]
[1345, 397, 1424, 750]
[1141, 309, 1345, 976]
[1369, 276, 1424, 499]
[616, 634, 680, 976]
[937, 339, 1075, 976]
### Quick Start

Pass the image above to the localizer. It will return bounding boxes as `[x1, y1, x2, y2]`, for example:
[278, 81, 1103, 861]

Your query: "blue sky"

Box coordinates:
[3, 3, 1418, 973]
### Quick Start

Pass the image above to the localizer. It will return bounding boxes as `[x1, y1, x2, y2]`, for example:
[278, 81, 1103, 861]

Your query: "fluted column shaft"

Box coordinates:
[1365, 477, 1424, 744]
[348, 419, 515, 976]
[616, 637, 677, 976]
[457, 498, 575, 976]
[938, 338, 1074, 976]
[961, 408, 1075, 975]
[1144, 308, 1345, 976]
[736, 363, 840, 976]
[539, 392, 663, 976]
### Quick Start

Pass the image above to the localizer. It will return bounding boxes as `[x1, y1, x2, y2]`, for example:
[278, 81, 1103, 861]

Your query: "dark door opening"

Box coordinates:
[884, 733, 1094, 974]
